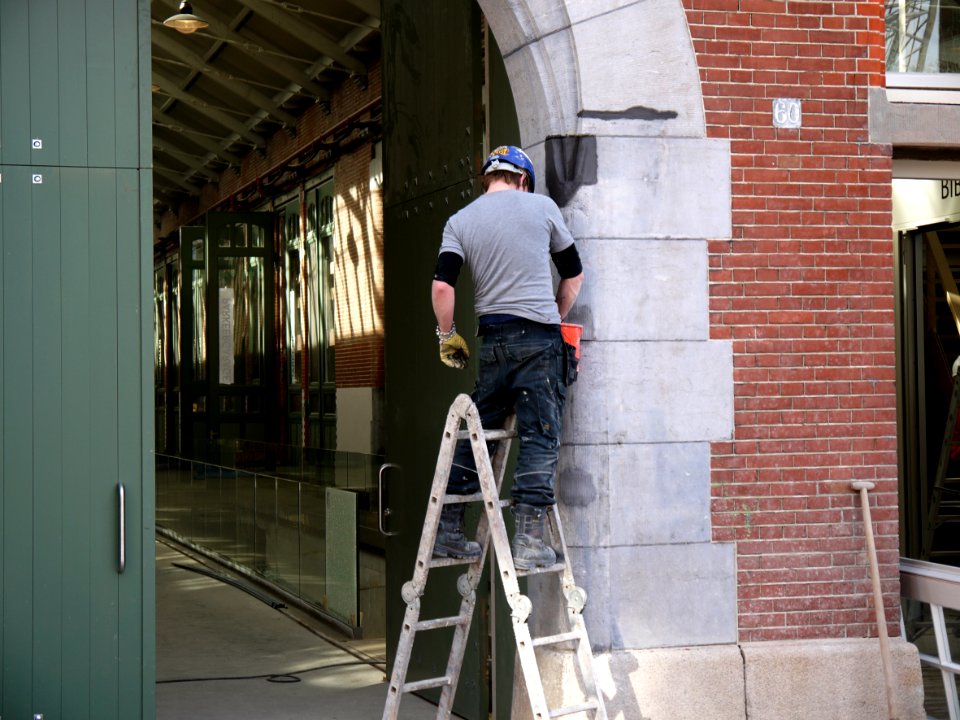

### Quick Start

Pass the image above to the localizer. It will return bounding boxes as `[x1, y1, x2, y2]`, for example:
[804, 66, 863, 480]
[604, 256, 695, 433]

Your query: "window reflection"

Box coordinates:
[218, 255, 265, 386]
[887, 0, 960, 73]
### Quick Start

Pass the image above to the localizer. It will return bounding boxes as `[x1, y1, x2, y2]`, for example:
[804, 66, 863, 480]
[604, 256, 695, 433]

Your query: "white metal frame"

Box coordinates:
[901, 558, 960, 719]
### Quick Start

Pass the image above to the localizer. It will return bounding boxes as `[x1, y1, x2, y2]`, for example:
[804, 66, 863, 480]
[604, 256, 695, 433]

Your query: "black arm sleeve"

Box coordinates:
[551, 244, 583, 279]
[434, 251, 464, 287]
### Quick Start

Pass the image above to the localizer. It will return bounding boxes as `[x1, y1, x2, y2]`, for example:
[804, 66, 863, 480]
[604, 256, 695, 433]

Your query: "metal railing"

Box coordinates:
[901, 558, 960, 719]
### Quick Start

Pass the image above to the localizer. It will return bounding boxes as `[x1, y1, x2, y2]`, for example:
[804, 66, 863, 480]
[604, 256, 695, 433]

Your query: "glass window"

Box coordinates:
[218, 256, 265, 387]
[887, 0, 960, 73]
[192, 267, 206, 384]
[154, 267, 166, 387]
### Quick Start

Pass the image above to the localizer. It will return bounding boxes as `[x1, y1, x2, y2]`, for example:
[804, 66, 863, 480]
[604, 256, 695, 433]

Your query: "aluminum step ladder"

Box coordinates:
[382, 393, 608, 720]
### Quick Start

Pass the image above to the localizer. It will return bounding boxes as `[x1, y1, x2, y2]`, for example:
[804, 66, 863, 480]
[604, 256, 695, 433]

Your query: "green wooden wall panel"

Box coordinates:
[58, 1, 90, 167]
[87, 168, 121, 720]
[116, 168, 145, 719]
[0, 0, 152, 716]
[0, 3, 31, 165]
[137, 4, 152, 170]
[0, 168, 8, 714]
[2, 166, 35, 716]
[113, 0, 140, 166]
[85, 0, 118, 167]
[0, 0, 147, 169]
[0, 170, 5, 716]
[29, 0, 61, 165]
[59, 167, 93, 720]
[138, 169, 156, 720]
[31, 168, 64, 716]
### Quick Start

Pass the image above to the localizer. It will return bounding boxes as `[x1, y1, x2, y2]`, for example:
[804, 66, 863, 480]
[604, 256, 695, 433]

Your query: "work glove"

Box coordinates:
[437, 324, 470, 369]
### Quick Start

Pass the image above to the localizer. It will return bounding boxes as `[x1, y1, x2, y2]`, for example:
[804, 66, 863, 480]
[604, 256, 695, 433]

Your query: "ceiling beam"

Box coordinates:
[233, 0, 367, 76]
[152, 111, 245, 165]
[154, 0, 331, 101]
[342, 0, 379, 18]
[152, 71, 266, 147]
[152, 138, 221, 181]
[153, 31, 299, 127]
[154, 165, 206, 193]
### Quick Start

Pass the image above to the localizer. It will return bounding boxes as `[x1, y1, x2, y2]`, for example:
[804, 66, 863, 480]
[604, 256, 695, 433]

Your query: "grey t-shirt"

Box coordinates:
[439, 189, 575, 325]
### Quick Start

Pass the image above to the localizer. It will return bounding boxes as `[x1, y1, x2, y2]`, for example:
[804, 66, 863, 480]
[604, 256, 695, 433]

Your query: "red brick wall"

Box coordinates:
[681, 0, 897, 641]
[333, 143, 385, 388]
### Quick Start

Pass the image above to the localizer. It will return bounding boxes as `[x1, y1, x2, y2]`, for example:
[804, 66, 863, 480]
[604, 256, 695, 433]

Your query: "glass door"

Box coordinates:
[204, 212, 276, 461]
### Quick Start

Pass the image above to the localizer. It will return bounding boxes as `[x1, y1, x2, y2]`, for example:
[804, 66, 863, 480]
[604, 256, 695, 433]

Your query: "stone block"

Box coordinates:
[480, 0, 573, 57]
[564, 339, 734, 444]
[571, 0, 705, 138]
[741, 638, 926, 720]
[561, 136, 732, 240]
[548, 542, 737, 650]
[870, 86, 960, 148]
[556, 441, 712, 547]
[511, 639, 925, 720]
[568, 237, 709, 342]
[502, 34, 581, 143]
[511, 645, 745, 720]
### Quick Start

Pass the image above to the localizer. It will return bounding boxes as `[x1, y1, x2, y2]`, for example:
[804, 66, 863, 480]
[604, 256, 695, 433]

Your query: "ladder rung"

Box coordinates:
[517, 562, 566, 577]
[401, 676, 452, 693]
[443, 492, 485, 504]
[414, 614, 470, 631]
[442, 493, 511, 508]
[428, 556, 481, 569]
[549, 701, 598, 717]
[532, 631, 580, 647]
[455, 428, 517, 441]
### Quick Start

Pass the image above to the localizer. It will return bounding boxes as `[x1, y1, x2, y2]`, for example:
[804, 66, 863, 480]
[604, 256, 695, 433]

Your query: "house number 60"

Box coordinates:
[773, 98, 802, 129]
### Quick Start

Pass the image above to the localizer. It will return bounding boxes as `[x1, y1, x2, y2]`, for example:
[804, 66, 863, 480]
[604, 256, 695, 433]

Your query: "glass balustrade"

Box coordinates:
[156, 443, 384, 637]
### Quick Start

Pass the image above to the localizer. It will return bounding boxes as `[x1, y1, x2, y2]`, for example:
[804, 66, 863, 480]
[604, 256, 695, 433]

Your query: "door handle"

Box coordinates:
[117, 483, 126, 574]
[378, 463, 400, 537]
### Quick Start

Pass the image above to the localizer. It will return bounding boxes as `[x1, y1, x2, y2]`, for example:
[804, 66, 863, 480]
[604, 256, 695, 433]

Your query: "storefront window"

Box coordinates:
[887, 0, 960, 74]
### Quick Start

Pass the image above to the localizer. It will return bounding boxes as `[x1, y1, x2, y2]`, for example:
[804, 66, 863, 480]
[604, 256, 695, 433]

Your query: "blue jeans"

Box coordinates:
[447, 319, 567, 507]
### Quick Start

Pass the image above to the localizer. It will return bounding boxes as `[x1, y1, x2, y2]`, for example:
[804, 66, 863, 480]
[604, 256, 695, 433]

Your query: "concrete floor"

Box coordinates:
[156, 540, 437, 719]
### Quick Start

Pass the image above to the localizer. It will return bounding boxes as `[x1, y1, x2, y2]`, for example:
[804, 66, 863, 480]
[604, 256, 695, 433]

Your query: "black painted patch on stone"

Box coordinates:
[580, 106, 679, 121]
[545, 135, 598, 208]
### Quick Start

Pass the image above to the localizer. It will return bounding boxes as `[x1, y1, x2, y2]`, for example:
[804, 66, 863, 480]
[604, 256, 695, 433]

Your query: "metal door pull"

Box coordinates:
[378, 463, 400, 537]
[117, 483, 126, 574]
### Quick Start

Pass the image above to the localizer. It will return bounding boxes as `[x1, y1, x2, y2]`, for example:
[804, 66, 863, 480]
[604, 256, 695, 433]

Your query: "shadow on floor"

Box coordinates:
[156, 539, 435, 720]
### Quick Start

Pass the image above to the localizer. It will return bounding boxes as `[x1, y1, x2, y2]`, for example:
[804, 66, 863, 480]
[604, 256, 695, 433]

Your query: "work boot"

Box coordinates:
[434, 504, 481, 559]
[512, 503, 557, 570]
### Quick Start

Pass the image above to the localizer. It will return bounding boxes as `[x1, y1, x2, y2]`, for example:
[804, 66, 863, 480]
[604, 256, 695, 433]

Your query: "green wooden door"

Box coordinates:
[0, 2, 154, 719]
[383, 2, 521, 717]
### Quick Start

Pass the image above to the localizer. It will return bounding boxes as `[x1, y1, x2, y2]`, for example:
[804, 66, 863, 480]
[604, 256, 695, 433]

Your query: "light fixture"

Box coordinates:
[163, 1, 208, 34]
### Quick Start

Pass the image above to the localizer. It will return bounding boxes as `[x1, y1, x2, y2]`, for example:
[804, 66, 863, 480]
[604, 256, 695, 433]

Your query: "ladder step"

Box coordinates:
[442, 493, 511, 507]
[455, 428, 517, 441]
[401, 676, 452, 694]
[517, 562, 566, 577]
[414, 614, 470, 631]
[532, 631, 580, 647]
[549, 701, 599, 717]
[428, 556, 481, 569]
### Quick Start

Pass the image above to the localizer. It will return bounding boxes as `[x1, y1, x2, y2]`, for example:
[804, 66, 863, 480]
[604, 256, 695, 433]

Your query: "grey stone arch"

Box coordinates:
[477, 0, 737, 651]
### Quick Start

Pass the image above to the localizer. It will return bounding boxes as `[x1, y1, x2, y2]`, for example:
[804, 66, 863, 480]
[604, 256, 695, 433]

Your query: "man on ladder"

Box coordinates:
[382, 145, 600, 719]
[430, 144, 585, 569]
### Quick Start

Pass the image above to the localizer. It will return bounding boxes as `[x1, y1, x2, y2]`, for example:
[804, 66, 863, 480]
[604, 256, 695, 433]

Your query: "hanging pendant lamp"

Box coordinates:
[163, 1, 209, 34]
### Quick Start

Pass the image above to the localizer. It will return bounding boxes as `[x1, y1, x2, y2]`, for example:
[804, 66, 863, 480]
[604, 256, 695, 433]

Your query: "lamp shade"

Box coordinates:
[163, 1, 208, 34]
